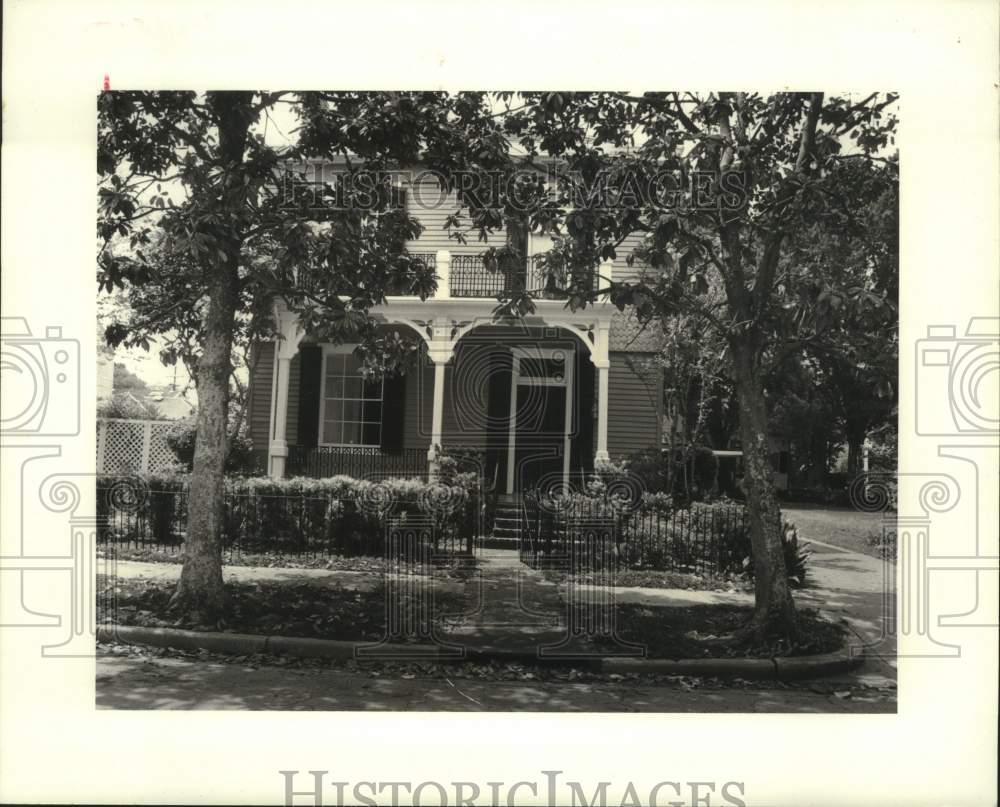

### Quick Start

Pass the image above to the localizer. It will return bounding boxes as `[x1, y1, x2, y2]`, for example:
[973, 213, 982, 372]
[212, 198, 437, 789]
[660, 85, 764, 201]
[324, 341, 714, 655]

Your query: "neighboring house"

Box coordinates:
[145, 385, 195, 420]
[246, 165, 664, 494]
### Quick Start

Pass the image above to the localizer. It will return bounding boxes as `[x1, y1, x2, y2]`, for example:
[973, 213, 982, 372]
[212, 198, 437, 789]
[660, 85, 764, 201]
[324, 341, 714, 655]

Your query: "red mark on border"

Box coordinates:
[103, 74, 110, 92]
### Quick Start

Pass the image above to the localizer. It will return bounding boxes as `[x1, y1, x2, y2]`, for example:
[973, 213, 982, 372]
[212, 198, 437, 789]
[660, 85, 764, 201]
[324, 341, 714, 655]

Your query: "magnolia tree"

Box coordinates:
[495, 92, 898, 640]
[98, 91, 511, 615]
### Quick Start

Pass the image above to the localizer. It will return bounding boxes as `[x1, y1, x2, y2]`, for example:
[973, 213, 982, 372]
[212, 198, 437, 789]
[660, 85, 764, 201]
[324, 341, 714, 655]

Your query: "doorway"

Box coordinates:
[506, 346, 573, 494]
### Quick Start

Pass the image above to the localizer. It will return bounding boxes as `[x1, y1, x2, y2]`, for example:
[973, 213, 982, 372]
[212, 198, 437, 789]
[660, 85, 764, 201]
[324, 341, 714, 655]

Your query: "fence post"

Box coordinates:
[140, 421, 153, 473]
[96, 420, 108, 473]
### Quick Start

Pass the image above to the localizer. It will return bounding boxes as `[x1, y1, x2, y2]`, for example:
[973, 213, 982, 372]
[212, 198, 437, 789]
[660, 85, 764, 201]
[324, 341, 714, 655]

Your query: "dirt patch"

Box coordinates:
[608, 604, 845, 659]
[99, 575, 466, 643]
[99, 546, 473, 576]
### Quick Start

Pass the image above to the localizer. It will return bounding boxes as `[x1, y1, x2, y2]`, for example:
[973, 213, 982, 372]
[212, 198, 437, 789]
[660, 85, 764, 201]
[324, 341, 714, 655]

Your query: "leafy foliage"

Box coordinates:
[165, 417, 259, 475]
[97, 392, 165, 421]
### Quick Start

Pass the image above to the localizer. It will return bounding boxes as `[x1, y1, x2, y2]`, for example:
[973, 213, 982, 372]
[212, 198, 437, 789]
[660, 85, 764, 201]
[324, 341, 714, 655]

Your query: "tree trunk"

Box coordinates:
[169, 92, 253, 617]
[845, 426, 866, 478]
[169, 265, 239, 616]
[732, 348, 798, 642]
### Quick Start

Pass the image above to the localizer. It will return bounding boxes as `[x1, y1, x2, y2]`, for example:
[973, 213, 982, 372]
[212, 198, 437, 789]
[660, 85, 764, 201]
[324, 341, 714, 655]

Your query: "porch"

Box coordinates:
[262, 252, 617, 488]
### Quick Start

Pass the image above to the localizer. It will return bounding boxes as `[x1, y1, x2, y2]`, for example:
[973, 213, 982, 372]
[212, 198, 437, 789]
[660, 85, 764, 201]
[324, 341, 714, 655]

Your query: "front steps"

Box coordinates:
[482, 499, 523, 549]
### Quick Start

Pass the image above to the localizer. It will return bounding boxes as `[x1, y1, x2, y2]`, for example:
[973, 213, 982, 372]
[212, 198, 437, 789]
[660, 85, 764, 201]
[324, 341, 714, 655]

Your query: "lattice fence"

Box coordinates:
[97, 418, 178, 473]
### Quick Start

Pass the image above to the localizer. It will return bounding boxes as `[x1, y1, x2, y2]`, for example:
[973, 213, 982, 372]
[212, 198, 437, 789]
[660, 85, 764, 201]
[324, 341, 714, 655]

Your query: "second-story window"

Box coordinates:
[319, 351, 383, 446]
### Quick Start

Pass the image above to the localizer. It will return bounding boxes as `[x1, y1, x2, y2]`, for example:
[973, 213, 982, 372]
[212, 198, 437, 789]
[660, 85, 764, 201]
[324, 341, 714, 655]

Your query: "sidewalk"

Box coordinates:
[794, 538, 896, 685]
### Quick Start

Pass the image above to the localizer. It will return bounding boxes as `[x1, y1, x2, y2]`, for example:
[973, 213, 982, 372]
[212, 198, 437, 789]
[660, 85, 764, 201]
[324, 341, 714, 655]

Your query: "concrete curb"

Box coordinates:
[98, 624, 864, 680]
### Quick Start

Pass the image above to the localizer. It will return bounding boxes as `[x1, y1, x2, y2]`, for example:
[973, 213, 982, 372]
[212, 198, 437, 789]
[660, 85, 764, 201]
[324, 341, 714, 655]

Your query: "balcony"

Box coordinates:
[290, 250, 604, 303]
[410, 251, 600, 301]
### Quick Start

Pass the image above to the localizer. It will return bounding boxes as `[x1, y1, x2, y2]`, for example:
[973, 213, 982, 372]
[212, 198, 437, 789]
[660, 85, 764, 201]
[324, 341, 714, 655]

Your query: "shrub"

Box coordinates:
[97, 472, 187, 545]
[96, 472, 478, 558]
[781, 519, 811, 588]
[622, 448, 669, 494]
[691, 445, 719, 498]
[666, 445, 719, 503]
[166, 417, 260, 475]
[97, 393, 165, 421]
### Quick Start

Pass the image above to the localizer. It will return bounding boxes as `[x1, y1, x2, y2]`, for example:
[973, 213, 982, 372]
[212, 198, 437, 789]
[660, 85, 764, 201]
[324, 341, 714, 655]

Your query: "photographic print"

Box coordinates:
[93, 90, 900, 714]
[2, 3, 996, 805]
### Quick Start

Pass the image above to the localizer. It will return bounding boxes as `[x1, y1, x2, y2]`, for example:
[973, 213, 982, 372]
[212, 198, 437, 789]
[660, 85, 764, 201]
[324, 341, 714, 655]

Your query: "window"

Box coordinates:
[319, 352, 383, 446]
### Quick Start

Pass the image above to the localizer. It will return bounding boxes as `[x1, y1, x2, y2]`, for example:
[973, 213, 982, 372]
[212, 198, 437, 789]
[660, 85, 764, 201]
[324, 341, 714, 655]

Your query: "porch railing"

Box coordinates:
[286, 250, 601, 301]
[449, 253, 596, 299]
[287, 445, 428, 480]
[449, 253, 521, 298]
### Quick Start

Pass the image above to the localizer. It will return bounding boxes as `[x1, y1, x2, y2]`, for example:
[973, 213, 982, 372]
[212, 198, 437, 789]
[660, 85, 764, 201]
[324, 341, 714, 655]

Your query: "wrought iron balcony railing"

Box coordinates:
[285, 250, 605, 302]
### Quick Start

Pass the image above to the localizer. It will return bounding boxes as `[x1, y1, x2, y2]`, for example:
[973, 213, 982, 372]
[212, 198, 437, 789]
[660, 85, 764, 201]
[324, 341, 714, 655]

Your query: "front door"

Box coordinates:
[507, 347, 573, 494]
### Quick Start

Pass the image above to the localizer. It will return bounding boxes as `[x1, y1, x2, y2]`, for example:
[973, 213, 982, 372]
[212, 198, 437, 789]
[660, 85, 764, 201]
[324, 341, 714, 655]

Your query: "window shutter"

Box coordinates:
[570, 349, 595, 473]
[380, 372, 406, 451]
[297, 345, 322, 448]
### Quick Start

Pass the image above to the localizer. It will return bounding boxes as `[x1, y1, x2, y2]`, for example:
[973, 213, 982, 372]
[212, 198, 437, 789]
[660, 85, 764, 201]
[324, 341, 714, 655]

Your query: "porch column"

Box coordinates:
[426, 317, 454, 480]
[592, 324, 611, 465]
[428, 361, 447, 479]
[268, 300, 304, 479]
[595, 362, 610, 464]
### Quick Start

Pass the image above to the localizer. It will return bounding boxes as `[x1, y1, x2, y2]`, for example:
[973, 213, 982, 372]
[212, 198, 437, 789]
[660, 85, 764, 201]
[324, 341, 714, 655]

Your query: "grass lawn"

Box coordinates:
[781, 503, 893, 558]
[542, 567, 753, 593]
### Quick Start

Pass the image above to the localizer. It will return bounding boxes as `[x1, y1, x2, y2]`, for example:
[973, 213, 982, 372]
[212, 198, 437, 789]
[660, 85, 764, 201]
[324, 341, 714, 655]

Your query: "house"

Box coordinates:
[246, 166, 664, 495]
[145, 384, 195, 420]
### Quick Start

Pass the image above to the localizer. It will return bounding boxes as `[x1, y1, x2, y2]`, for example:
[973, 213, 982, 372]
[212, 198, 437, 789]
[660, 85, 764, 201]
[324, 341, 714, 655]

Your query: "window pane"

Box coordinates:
[341, 421, 363, 445]
[342, 399, 362, 421]
[362, 399, 382, 421]
[322, 419, 342, 444]
[343, 376, 363, 399]
[324, 400, 344, 421]
[325, 375, 344, 398]
[363, 379, 382, 400]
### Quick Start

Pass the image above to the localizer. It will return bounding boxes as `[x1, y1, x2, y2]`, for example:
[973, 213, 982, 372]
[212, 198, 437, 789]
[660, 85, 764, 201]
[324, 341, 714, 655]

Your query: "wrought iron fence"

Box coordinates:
[519, 494, 749, 576]
[96, 477, 480, 559]
[287, 445, 428, 479]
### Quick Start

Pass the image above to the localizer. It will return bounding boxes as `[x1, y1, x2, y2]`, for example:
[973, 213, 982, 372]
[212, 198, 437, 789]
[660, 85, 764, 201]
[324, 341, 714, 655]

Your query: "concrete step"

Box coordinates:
[480, 536, 522, 549]
[492, 516, 523, 528]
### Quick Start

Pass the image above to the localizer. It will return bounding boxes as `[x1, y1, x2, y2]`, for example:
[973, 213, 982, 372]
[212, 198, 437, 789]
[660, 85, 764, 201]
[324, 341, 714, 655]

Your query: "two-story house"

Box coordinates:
[246, 165, 663, 497]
